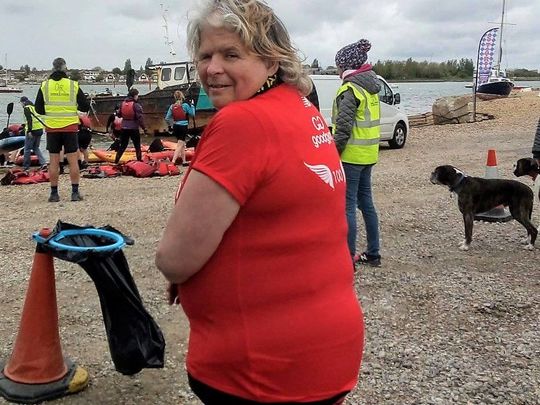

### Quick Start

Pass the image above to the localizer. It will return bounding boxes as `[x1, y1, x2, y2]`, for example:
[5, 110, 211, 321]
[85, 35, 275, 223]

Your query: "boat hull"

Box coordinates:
[477, 81, 514, 96]
[88, 83, 217, 135]
[0, 88, 23, 93]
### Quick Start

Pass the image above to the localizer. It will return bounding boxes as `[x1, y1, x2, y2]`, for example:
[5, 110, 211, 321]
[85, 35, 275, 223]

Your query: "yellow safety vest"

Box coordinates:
[40, 78, 79, 129]
[332, 82, 380, 165]
[24, 105, 44, 131]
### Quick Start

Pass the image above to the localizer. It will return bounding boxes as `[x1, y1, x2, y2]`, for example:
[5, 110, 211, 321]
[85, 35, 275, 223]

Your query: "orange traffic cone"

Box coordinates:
[484, 149, 500, 179]
[0, 228, 88, 403]
[474, 149, 512, 222]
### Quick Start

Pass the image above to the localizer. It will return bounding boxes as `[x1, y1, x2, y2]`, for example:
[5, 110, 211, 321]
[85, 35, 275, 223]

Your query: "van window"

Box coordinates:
[161, 68, 171, 82]
[378, 79, 393, 105]
[174, 67, 186, 81]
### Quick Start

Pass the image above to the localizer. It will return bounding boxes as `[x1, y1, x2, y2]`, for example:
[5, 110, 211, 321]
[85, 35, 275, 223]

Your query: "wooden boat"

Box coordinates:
[88, 61, 216, 135]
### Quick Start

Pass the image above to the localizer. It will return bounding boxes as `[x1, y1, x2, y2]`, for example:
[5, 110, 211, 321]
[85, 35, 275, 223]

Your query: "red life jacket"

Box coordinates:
[123, 161, 155, 178]
[172, 103, 186, 121]
[153, 160, 180, 176]
[9, 169, 50, 185]
[121, 100, 135, 120]
[113, 116, 123, 130]
[8, 124, 23, 135]
[84, 165, 122, 178]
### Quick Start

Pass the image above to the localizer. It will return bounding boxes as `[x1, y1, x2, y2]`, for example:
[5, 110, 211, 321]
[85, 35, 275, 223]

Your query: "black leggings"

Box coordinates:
[188, 374, 348, 405]
[115, 128, 142, 163]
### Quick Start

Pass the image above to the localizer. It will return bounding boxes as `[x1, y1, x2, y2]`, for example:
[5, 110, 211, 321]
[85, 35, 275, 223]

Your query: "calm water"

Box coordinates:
[2, 79, 540, 126]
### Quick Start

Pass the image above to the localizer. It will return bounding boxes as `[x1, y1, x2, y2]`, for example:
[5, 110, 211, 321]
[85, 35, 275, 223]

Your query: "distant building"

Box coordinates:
[82, 70, 101, 81]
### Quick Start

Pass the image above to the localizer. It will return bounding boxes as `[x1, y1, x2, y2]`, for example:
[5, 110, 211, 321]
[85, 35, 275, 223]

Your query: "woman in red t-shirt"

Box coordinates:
[156, 1, 364, 404]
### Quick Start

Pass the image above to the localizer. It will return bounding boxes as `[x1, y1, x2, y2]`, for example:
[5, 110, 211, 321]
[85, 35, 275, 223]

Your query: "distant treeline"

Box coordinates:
[370, 58, 540, 81]
[372, 58, 474, 80]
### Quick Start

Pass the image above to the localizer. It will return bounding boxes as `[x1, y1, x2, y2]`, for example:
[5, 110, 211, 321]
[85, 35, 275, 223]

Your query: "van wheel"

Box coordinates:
[388, 122, 406, 149]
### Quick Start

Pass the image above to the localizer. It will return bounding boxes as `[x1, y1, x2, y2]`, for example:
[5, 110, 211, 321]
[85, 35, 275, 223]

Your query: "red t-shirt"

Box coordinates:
[178, 84, 364, 402]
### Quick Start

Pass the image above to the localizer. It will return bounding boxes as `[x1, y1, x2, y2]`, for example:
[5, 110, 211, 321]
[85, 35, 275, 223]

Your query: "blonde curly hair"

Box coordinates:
[186, 0, 312, 96]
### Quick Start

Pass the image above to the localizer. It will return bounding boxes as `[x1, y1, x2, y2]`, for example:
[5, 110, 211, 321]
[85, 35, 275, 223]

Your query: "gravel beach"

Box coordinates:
[1, 91, 540, 405]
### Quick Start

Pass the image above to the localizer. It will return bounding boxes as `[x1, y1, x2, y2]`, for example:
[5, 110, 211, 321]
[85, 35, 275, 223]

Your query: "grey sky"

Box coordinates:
[3, 0, 539, 71]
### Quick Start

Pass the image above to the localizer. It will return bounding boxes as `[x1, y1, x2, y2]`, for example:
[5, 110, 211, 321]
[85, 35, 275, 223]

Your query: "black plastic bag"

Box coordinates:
[37, 221, 165, 375]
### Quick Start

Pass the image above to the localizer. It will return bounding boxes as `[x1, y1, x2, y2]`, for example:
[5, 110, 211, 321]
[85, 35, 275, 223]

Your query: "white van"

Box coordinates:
[310, 74, 409, 149]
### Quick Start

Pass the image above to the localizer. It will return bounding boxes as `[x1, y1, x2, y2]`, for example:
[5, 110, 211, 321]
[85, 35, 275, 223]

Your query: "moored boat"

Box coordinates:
[474, 0, 514, 97]
[88, 61, 216, 135]
[476, 68, 514, 96]
[0, 86, 23, 94]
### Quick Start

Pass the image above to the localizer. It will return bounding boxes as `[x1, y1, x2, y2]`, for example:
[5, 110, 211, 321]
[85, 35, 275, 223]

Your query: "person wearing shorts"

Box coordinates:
[35, 57, 89, 202]
[164, 90, 195, 165]
[77, 120, 92, 169]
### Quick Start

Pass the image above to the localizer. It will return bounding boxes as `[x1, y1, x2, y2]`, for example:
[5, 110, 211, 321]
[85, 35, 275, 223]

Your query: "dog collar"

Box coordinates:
[449, 173, 466, 193]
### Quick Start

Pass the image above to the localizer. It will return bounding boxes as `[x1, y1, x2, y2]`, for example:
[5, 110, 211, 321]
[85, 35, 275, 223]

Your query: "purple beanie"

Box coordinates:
[20, 96, 32, 106]
[335, 39, 372, 71]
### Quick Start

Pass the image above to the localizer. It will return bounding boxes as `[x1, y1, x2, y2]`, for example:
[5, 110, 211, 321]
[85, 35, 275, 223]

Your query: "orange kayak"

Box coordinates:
[91, 149, 175, 164]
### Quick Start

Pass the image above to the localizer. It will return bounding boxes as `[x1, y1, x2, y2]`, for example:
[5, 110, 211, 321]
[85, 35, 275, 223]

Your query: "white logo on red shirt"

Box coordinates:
[302, 96, 312, 108]
[304, 162, 335, 190]
[312, 116, 325, 131]
[312, 131, 333, 148]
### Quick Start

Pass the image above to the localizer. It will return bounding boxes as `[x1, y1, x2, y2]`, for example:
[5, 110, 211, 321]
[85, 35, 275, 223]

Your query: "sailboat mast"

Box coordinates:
[161, 4, 176, 59]
[497, 0, 506, 69]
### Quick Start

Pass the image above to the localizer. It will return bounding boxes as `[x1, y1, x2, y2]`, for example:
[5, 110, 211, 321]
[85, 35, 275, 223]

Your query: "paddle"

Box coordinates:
[6, 102, 13, 128]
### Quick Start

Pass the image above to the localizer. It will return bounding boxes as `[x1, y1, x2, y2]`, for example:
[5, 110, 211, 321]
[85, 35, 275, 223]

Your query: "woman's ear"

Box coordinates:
[267, 61, 279, 76]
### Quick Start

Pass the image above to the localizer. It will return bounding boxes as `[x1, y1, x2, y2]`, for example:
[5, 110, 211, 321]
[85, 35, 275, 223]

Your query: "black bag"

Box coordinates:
[38, 221, 165, 375]
[148, 138, 164, 152]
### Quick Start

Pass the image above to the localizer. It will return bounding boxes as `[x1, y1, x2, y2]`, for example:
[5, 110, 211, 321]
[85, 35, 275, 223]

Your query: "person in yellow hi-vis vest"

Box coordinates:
[332, 39, 382, 269]
[20, 96, 47, 171]
[35, 57, 89, 202]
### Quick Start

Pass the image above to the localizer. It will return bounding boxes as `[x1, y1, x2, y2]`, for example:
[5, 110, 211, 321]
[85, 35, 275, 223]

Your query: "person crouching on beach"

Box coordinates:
[35, 57, 89, 202]
[155, 1, 364, 404]
[164, 90, 195, 165]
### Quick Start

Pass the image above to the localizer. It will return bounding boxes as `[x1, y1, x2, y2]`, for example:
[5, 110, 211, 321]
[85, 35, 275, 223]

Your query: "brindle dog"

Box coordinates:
[430, 165, 536, 251]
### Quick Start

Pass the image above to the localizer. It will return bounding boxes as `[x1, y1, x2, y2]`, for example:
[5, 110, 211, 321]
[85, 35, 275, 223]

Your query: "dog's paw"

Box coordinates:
[524, 243, 534, 251]
[459, 242, 470, 251]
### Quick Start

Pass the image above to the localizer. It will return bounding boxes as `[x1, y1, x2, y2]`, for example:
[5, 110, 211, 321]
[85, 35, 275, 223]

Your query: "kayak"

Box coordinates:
[160, 141, 195, 162]
[91, 149, 175, 164]
[88, 145, 150, 163]
[88, 150, 104, 163]
[0, 136, 25, 155]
